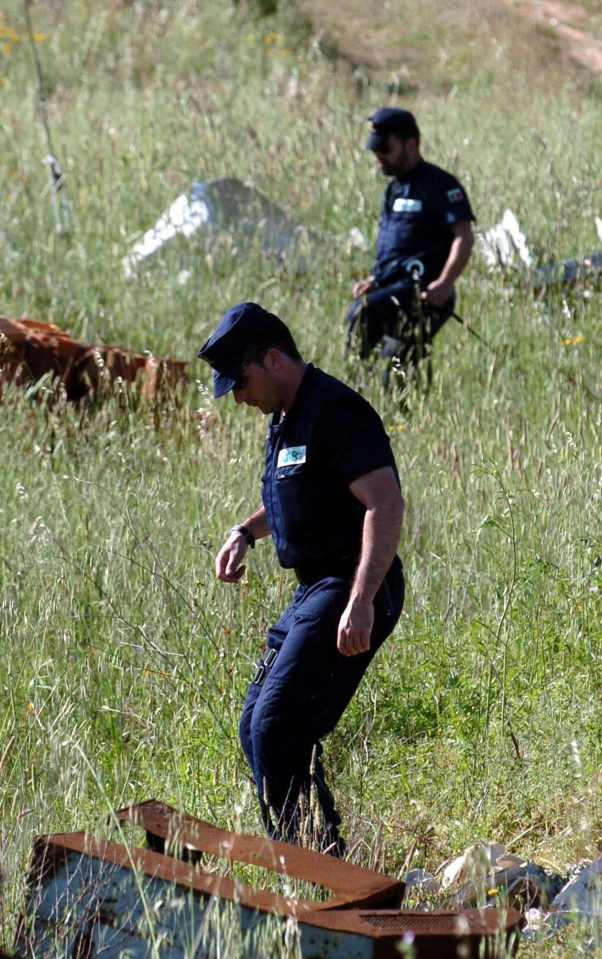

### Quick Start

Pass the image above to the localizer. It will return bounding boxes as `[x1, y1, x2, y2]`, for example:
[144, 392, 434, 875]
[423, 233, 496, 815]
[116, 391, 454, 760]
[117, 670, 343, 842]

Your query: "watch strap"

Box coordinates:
[230, 524, 255, 548]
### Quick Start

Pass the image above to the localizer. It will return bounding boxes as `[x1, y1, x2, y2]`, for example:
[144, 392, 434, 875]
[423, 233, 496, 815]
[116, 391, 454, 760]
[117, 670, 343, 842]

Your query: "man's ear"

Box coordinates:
[263, 347, 283, 372]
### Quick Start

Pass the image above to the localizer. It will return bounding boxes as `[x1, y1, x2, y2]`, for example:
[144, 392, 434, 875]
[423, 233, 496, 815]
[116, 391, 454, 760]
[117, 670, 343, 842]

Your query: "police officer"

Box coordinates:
[197, 301, 405, 855]
[349, 107, 475, 374]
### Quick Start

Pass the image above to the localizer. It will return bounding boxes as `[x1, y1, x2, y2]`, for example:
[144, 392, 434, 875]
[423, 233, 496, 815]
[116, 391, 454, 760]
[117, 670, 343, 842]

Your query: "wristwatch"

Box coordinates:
[230, 524, 255, 549]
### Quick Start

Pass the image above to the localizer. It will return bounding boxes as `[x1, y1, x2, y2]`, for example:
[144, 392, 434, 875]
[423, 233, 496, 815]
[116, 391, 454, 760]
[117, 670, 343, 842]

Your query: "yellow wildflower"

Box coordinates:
[0, 24, 20, 42]
[562, 335, 585, 347]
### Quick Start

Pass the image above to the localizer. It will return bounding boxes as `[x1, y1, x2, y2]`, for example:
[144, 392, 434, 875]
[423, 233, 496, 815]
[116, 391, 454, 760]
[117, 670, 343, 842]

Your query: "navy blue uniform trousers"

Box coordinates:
[348, 280, 453, 361]
[239, 556, 404, 847]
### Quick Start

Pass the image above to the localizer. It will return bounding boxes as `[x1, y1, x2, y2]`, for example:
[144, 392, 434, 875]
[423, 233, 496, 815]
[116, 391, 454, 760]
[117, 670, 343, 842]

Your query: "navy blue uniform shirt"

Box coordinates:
[374, 158, 474, 287]
[261, 364, 400, 569]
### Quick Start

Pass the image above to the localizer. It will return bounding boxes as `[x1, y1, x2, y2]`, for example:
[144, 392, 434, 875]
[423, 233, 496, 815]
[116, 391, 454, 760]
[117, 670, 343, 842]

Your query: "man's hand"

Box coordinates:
[337, 598, 374, 656]
[215, 531, 248, 583]
[422, 277, 454, 307]
[215, 508, 269, 583]
[352, 276, 376, 299]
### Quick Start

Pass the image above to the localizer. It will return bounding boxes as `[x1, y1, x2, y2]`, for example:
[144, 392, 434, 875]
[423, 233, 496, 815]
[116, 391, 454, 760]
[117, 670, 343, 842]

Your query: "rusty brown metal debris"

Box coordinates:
[0, 317, 190, 402]
[117, 798, 404, 912]
[13, 799, 523, 958]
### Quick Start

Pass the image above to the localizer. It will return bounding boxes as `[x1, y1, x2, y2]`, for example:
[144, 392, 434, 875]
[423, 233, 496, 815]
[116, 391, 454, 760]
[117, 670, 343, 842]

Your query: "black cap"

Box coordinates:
[365, 108, 420, 151]
[197, 301, 278, 397]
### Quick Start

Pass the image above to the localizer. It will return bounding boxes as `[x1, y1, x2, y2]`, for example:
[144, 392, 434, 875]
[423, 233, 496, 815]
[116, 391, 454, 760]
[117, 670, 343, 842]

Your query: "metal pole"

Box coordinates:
[22, 0, 72, 234]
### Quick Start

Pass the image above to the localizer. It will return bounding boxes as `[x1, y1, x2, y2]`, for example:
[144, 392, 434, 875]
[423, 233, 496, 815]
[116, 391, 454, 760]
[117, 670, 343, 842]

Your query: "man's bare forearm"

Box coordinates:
[439, 232, 474, 286]
[337, 468, 403, 656]
[350, 497, 404, 605]
[424, 222, 474, 306]
[238, 506, 271, 542]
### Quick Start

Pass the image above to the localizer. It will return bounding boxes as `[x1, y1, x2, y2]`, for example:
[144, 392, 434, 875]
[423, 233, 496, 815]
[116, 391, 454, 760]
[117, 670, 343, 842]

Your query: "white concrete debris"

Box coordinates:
[123, 185, 211, 279]
[546, 859, 602, 930]
[122, 177, 364, 281]
[439, 843, 508, 889]
[477, 208, 534, 269]
[346, 226, 369, 252]
[521, 859, 602, 944]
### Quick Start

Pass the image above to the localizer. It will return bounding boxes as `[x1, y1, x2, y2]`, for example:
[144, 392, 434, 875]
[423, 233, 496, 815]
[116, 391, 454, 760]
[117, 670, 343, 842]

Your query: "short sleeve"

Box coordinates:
[321, 397, 398, 487]
[439, 178, 474, 227]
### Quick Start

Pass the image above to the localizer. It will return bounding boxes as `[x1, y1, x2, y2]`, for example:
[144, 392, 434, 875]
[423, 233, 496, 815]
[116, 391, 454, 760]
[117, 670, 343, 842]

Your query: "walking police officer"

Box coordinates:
[349, 108, 475, 373]
[198, 301, 405, 856]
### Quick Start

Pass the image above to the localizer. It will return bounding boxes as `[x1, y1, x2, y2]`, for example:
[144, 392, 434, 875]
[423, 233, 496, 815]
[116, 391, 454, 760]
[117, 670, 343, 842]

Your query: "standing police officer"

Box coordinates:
[197, 301, 405, 856]
[349, 108, 475, 374]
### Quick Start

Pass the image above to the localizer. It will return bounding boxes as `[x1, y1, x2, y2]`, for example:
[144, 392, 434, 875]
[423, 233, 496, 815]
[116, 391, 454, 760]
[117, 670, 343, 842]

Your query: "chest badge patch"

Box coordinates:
[277, 446, 307, 467]
[393, 197, 423, 213]
[447, 188, 464, 203]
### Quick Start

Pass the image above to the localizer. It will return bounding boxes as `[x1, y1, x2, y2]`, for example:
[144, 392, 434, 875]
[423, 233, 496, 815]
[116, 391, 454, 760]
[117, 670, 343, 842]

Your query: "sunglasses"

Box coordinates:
[233, 369, 248, 391]
[232, 351, 267, 391]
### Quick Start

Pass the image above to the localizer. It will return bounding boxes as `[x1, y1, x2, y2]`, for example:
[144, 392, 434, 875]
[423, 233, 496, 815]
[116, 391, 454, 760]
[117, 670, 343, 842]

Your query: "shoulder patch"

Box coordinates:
[447, 188, 464, 203]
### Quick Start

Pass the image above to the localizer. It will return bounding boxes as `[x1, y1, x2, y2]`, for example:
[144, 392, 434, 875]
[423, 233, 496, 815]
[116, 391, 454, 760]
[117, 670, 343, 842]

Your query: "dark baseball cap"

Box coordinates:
[197, 301, 278, 397]
[365, 108, 420, 151]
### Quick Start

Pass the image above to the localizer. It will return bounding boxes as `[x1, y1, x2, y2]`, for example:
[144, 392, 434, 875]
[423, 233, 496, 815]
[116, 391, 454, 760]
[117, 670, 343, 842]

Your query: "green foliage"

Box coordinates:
[0, 0, 601, 954]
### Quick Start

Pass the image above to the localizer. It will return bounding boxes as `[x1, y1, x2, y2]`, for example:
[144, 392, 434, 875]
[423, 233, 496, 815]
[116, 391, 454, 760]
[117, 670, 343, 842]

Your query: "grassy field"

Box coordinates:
[0, 1, 601, 955]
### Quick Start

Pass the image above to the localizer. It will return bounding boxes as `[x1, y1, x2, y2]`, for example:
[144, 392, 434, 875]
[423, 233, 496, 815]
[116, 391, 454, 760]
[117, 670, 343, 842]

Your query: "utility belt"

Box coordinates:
[251, 647, 279, 686]
[251, 554, 358, 687]
[293, 554, 359, 587]
[373, 255, 427, 289]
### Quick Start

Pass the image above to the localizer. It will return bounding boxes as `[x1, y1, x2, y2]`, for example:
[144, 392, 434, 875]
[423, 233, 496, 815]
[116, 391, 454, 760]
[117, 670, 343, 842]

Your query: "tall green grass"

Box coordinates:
[0, 1, 601, 954]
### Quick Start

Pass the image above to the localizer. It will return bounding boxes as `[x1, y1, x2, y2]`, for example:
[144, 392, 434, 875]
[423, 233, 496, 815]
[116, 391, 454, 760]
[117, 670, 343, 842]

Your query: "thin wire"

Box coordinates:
[450, 311, 496, 353]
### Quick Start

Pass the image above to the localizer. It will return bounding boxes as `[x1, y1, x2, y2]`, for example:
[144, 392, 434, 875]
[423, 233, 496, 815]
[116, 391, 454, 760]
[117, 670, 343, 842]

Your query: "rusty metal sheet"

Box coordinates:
[14, 803, 523, 959]
[116, 799, 403, 911]
[0, 316, 189, 402]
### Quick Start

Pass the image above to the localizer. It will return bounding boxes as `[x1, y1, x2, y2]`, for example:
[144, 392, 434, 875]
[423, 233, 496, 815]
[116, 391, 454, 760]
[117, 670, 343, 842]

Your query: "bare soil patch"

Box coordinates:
[502, 0, 602, 74]
[299, 0, 602, 89]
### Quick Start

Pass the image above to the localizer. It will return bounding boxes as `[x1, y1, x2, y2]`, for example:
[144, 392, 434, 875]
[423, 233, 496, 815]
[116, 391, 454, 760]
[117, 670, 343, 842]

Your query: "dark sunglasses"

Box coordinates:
[233, 369, 248, 391]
